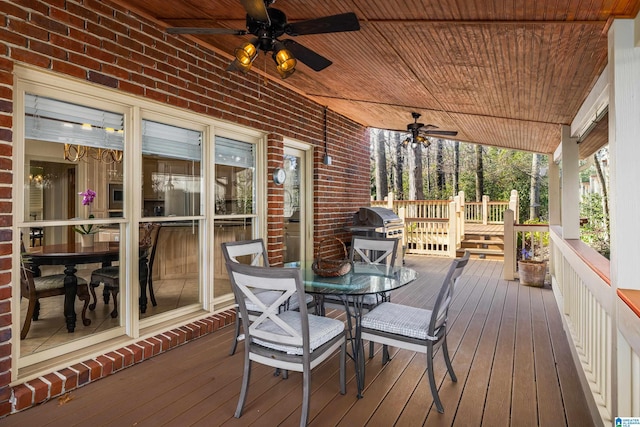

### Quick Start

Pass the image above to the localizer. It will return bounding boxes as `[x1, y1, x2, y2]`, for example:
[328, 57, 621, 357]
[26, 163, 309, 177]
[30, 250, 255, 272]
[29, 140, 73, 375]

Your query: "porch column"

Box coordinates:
[608, 17, 640, 419]
[548, 157, 560, 226]
[560, 125, 580, 239]
[608, 18, 640, 291]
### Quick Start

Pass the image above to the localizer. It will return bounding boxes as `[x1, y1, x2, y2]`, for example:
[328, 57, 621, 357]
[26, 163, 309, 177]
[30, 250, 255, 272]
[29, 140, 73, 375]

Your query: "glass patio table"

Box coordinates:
[301, 263, 418, 397]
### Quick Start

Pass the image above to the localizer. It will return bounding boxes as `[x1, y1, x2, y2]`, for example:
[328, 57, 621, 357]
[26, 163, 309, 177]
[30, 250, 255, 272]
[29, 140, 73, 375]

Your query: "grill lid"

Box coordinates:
[353, 207, 403, 227]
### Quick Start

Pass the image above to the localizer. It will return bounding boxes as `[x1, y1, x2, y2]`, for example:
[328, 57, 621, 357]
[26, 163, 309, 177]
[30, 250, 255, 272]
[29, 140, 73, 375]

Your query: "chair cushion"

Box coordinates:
[34, 274, 87, 291]
[361, 302, 433, 340]
[253, 310, 344, 355]
[91, 266, 119, 280]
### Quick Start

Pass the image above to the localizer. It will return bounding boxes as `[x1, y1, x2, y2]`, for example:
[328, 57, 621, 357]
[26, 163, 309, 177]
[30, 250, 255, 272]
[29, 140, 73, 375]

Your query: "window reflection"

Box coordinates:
[213, 218, 254, 301]
[20, 225, 124, 355]
[140, 220, 200, 318]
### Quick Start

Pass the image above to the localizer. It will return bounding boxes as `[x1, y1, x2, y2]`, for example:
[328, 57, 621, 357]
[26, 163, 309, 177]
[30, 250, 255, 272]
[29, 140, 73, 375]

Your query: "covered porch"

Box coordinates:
[4, 256, 594, 426]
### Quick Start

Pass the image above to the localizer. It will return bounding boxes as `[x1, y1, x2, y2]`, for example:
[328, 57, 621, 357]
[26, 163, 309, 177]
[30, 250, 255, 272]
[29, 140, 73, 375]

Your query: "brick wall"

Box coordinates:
[0, 0, 370, 416]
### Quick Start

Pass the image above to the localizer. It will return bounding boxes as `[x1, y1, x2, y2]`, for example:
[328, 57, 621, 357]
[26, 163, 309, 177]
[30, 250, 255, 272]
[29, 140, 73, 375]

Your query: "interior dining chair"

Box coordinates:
[226, 261, 346, 427]
[89, 223, 160, 318]
[20, 259, 91, 340]
[222, 238, 313, 356]
[360, 251, 470, 413]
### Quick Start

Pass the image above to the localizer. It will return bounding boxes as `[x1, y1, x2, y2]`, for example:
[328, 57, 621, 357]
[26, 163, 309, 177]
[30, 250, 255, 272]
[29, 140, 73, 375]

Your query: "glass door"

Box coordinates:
[283, 147, 307, 266]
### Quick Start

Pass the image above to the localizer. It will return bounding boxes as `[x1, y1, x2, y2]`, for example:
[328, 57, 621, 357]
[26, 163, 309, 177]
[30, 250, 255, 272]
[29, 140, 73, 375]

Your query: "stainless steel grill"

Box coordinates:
[348, 207, 404, 263]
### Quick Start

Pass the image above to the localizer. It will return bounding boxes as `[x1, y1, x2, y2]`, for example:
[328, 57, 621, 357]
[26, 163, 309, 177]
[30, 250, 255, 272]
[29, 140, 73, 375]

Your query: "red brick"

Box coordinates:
[105, 351, 124, 371]
[27, 39, 67, 60]
[10, 48, 50, 68]
[68, 52, 101, 71]
[30, 13, 69, 35]
[43, 373, 63, 398]
[70, 363, 90, 386]
[0, 28, 27, 48]
[118, 348, 134, 367]
[49, 8, 85, 28]
[28, 378, 48, 404]
[58, 368, 78, 391]
[96, 355, 113, 376]
[52, 60, 86, 80]
[0, 401, 10, 417]
[155, 333, 171, 352]
[136, 340, 153, 359]
[83, 359, 102, 381]
[125, 344, 143, 363]
[12, 384, 32, 411]
[118, 80, 144, 96]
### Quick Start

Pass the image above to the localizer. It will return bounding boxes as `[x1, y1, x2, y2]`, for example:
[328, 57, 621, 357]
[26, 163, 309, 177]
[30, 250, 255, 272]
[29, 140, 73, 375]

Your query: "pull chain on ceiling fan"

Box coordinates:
[166, 0, 360, 79]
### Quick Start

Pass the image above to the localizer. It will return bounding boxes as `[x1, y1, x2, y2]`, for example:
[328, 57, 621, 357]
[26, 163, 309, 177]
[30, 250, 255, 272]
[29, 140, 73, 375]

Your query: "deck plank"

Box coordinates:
[2, 256, 596, 427]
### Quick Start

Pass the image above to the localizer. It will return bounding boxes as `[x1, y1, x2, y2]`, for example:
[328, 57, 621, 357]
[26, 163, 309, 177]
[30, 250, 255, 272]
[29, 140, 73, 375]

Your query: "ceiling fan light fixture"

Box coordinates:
[232, 41, 258, 72]
[273, 46, 296, 79]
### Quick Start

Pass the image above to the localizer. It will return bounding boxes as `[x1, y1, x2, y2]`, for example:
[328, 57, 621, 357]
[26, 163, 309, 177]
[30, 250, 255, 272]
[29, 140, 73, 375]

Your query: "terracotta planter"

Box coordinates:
[518, 260, 547, 287]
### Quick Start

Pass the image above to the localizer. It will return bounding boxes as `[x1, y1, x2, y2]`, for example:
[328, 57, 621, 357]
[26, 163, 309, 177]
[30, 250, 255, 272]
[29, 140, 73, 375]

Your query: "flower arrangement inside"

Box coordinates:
[74, 189, 98, 235]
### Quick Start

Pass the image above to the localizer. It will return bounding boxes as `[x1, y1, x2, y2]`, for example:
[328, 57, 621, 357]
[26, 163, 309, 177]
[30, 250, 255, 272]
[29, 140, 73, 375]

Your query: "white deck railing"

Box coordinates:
[503, 214, 640, 425]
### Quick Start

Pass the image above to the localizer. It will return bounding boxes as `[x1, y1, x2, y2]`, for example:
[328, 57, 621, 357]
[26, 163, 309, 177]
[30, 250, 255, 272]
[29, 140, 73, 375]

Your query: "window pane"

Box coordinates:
[141, 220, 200, 318]
[214, 137, 255, 215]
[213, 218, 254, 300]
[19, 224, 124, 354]
[142, 120, 202, 218]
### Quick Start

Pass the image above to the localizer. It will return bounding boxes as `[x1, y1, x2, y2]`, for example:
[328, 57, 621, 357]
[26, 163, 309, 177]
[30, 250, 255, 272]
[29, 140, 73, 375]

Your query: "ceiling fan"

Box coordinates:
[166, 0, 360, 78]
[399, 112, 458, 148]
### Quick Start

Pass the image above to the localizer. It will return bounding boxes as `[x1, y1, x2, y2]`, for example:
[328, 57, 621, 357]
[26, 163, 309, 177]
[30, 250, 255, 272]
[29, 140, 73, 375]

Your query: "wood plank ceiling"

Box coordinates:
[113, 0, 640, 156]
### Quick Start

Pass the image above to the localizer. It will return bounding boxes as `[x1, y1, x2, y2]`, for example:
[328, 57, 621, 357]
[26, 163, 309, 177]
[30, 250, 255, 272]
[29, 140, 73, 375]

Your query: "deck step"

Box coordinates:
[457, 247, 504, 260]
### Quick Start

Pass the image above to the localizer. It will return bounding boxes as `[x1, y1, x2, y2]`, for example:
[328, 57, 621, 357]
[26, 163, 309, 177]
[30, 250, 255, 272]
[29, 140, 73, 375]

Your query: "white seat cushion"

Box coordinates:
[361, 302, 433, 340]
[253, 311, 344, 355]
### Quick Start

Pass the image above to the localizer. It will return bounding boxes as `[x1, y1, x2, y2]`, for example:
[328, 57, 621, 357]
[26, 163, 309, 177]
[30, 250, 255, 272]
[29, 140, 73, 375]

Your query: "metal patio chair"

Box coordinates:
[360, 251, 470, 413]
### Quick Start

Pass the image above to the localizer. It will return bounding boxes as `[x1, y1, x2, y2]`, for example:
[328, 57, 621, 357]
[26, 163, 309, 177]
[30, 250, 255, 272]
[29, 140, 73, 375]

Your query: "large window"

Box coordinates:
[14, 69, 263, 374]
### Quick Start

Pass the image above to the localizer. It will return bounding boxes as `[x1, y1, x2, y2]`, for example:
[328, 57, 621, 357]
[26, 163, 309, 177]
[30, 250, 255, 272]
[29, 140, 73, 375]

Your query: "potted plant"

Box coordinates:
[518, 247, 547, 287]
[74, 189, 98, 247]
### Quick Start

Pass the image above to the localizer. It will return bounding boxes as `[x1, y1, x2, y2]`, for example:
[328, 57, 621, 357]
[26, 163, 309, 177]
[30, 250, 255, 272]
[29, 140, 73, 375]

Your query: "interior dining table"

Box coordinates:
[301, 263, 418, 397]
[26, 241, 151, 333]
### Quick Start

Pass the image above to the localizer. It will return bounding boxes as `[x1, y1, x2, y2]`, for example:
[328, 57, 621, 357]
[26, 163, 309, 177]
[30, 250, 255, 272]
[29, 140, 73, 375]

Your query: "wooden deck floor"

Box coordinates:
[4, 256, 595, 426]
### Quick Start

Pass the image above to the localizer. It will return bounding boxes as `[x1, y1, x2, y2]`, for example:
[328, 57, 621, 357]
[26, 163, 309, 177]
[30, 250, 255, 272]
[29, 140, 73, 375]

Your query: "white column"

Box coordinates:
[560, 125, 580, 239]
[548, 157, 560, 226]
[609, 17, 640, 421]
[609, 19, 640, 292]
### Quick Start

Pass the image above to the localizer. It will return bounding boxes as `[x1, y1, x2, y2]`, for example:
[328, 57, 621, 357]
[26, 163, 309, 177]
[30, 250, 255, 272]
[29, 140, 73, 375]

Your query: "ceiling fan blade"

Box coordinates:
[166, 27, 246, 35]
[240, 0, 271, 24]
[286, 12, 360, 36]
[423, 130, 459, 137]
[282, 39, 332, 71]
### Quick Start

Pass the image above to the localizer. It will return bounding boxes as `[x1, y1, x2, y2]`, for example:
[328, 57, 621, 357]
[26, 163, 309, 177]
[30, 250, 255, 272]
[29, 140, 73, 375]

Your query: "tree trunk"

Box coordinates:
[393, 132, 403, 199]
[407, 143, 424, 200]
[594, 151, 610, 235]
[475, 144, 484, 202]
[374, 130, 388, 201]
[436, 139, 445, 195]
[529, 153, 540, 220]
